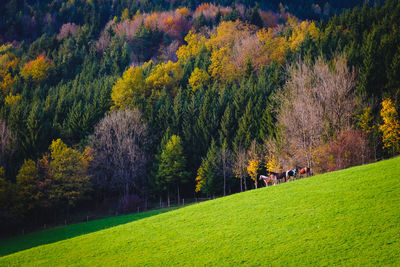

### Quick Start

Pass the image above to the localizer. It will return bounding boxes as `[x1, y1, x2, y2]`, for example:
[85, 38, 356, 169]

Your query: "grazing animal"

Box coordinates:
[271, 171, 287, 183]
[286, 169, 297, 181]
[259, 175, 276, 187]
[296, 166, 311, 178]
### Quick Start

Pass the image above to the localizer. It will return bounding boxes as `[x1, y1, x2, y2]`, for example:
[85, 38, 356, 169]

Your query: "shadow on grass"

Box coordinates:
[0, 207, 177, 257]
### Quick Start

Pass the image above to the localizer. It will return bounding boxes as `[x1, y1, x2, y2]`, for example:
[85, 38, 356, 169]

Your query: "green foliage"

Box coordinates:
[195, 140, 221, 196]
[157, 135, 189, 191]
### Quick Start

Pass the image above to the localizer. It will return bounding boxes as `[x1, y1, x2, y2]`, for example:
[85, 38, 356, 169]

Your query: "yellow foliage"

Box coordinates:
[195, 167, 205, 192]
[20, 54, 54, 82]
[257, 28, 288, 63]
[49, 139, 91, 205]
[5, 92, 21, 105]
[247, 158, 260, 182]
[358, 107, 374, 135]
[379, 98, 400, 153]
[208, 47, 236, 82]
[257, 19, 319, 64]
[111, 66, 146, 109]
[207, 21, 254, 50]
[0, 44, 13, 54]
[121, 8, 129, 20]
[265, 154, 280, 173]
[145, 61, 183, 94]
[188, 68, 210, 91]
[81, 146, 94, 169]
[288, 20, 320, 51]
[0, 52, 19, 93]
[0, 73, 16, 94]
[176, 7, 190, 17]
[176, 31, 206, 62]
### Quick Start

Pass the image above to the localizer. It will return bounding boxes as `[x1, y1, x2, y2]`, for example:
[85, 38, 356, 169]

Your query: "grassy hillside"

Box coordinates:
[0, 208, 176, 257]
[1, 157, 399, 266]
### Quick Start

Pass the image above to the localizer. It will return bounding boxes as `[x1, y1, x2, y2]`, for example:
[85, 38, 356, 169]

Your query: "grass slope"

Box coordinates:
[0, 208, 176, 257]
[1, 157, 400, 266]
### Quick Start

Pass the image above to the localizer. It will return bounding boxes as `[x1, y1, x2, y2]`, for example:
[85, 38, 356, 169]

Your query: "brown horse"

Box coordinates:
[259, 175, 276, 187]
[296, 166, 311, 178]
[268, 171, 287, 183]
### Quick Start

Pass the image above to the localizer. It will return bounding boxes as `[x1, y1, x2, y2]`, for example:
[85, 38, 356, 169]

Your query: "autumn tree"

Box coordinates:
[379, 98, 400, 155]
[16, 159, 50, 215]
[90, 109, 149, 199]
[111, 66, 146, 109]
[246, 140, 262, 189]
[48, 139, 92, 209]
[278, 55, 356, 168]
[188, 67, 210, 92]
[145, 61, 183, 95]
[0, 46, 19, 94]
[20, 53, 54, 83]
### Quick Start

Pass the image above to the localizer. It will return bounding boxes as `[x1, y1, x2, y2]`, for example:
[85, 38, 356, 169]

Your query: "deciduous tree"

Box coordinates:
[379, 98, 400, 155]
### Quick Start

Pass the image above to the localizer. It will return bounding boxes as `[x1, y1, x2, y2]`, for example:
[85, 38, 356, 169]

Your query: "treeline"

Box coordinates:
[1, 0, 365, 43]
[1, 0, 400, 231]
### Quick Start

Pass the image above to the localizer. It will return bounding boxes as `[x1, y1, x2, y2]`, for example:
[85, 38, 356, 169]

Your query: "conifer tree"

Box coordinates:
[157, 135, 188, 205]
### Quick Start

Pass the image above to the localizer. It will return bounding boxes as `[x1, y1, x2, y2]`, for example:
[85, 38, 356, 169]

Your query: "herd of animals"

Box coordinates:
[259, 166, 312, 187]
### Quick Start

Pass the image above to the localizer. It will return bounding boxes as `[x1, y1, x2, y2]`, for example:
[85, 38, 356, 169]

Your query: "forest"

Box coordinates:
[0, 0, 399, 233]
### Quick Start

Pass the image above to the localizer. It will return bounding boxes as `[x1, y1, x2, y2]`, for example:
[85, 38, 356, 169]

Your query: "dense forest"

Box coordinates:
[1, 0, 400, 232]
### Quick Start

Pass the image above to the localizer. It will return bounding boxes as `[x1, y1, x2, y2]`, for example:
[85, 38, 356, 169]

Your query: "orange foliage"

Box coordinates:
[176, 7, 191, 17]
[20, 53, 54, 82]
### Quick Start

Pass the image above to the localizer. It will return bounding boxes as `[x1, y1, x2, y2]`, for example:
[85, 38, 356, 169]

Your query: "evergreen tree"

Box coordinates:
[157, 135, 189, 205]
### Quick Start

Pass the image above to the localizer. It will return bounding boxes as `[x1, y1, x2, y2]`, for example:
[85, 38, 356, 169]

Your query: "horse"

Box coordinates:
[268, 171, 287, 183]
[259, 175, 277, 187]
[286, 169, 297, 181]
[296, 166, 311, 178]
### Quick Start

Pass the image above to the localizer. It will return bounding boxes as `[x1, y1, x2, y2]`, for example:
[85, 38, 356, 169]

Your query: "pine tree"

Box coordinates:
[157, 135, 188, 205]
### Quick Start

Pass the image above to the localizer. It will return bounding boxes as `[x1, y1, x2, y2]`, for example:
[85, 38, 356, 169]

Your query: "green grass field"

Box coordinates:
[0, 207, 176, 257]
[1, 157, 399, 266]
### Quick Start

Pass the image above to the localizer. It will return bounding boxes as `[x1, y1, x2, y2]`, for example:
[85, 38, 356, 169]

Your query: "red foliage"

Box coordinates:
[259, 11, 279, 28]
[315, 129, 371, 172]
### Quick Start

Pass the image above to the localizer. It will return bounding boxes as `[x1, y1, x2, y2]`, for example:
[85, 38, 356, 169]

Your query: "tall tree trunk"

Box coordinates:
[244, 177, 247, 191]
[167, 189, 170, 207]
[240, 177, 243, 192]
[223, 168, 226, 196]
[125, 183, 129, 197]
[177, 184, 180, 205]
